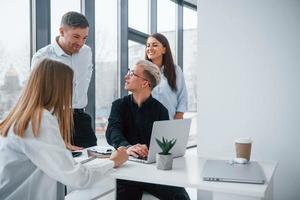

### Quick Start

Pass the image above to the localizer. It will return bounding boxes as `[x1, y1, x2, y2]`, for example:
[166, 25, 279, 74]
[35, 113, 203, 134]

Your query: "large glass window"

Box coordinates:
[50, 0, 80, 41]
[0, 0, 30, 119]
[183, 6, 197, 142]
[95, 0, 118, 139]
[129, 0, 149, 33]
[157, 0, 176, 60]
[128, 41, 146, 69]
[183, 6, 197, 112]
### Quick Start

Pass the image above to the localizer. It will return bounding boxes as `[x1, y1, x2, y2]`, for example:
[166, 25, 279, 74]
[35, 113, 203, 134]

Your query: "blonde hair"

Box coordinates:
[136, 60, 160, 90]
[0, 59, 74, 144]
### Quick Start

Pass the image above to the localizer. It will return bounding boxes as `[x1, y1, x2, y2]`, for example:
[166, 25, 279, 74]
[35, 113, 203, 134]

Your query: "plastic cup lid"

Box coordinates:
[235, 138, 252, 144]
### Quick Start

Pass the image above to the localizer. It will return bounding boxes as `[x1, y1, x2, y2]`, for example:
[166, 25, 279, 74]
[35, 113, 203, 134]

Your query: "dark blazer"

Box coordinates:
[106, 94, 169, 148]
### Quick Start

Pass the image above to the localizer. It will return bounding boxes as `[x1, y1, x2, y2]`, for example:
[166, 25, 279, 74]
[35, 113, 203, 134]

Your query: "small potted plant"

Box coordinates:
[155, 137, 177, 170]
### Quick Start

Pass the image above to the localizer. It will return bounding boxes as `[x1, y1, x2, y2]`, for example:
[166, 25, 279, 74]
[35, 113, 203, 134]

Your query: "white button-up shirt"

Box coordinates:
[31, 38, 93, 109]
[0, 110, 113, 200]
[152, 65, 188, 119]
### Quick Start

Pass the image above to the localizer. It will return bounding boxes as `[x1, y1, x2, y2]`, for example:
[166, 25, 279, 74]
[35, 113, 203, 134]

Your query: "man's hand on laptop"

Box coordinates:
[126, 144, 148, 158]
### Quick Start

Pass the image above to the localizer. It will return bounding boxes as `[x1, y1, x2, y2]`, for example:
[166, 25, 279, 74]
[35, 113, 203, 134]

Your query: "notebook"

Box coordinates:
[129, 119, 191, 164]
[202, 160, 265, 184]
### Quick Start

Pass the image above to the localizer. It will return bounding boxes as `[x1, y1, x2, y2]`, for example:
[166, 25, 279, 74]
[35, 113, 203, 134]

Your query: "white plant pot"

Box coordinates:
[156, 153, 173, 170]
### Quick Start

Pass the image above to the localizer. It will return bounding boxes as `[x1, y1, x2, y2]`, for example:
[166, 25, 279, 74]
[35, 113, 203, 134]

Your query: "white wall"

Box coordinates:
[197, 0, 300, 199]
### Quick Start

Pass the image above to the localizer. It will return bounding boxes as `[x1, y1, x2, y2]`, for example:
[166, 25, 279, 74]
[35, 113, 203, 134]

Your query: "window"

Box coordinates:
[157, 0, 176, 60]
[0, 0, 30, 119]
[95, 0, 118, 138]
[129, 0, 149, 33]
[128, 41, 146, 69]
[183, 6, 197, 112]
[50, 0, 80, 41]
[183, 5, 197, 144]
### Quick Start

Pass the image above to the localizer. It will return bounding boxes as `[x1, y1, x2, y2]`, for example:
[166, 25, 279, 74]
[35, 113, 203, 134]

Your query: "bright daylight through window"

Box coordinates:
[0, 0, 30, 120]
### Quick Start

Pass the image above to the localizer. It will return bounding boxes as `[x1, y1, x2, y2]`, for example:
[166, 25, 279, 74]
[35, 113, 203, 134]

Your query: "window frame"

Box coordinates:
[31, 0, 197, 131]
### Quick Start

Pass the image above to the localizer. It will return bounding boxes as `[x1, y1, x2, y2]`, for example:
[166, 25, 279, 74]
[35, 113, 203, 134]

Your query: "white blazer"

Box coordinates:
[0, 110, 113, 200]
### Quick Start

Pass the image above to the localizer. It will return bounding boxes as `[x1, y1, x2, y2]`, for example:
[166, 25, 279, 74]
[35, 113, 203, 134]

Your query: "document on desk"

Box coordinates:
[89, 146, 114, 154]
[73, 146, 114, 173]
[80, 156, 97, 164]
[87, 149, 111, 158]
[75, 154, 112, 172]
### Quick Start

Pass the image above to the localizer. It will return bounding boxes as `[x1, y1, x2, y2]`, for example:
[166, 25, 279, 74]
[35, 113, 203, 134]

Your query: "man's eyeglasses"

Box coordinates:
[127, 68, 149, 82]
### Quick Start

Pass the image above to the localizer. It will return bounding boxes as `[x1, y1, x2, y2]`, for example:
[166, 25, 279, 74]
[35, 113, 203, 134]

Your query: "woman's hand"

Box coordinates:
[110, 147, 128, 168]
[174, 112, 184, 119]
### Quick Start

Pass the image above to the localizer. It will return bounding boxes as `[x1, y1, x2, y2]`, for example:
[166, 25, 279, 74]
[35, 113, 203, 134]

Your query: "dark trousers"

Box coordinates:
[117, 180, 190, 200]
[73, 110, 97, 148]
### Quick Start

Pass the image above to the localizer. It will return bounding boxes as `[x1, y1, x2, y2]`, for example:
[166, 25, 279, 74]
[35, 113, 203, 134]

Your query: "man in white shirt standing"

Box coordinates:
[31, 11, 96, 149]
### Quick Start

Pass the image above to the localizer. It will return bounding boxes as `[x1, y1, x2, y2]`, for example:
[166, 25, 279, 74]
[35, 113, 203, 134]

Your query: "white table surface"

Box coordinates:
[68, 148, 277, 200]
[111, 155, 277, 199]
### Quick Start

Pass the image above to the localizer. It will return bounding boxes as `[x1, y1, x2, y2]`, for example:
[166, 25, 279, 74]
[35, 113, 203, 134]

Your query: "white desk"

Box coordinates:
[111, 155, 277, 200]
[68, 149, 277, 200]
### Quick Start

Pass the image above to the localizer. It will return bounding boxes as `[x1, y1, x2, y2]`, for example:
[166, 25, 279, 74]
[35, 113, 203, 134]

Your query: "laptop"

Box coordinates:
[129, 119, 191, 164]
[201, 160, 265, 184]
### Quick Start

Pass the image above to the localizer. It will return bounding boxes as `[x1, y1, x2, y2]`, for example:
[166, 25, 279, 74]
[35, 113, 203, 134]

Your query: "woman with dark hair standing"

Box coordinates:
[145, 33, 188, 119]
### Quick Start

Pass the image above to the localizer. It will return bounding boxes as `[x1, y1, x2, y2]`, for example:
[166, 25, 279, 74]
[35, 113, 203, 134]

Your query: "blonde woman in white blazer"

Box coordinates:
[0, 59, 128, 200]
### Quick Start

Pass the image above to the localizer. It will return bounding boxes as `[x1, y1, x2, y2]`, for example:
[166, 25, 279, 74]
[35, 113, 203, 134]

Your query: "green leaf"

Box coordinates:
[155, 138, 164, 150]
[155, 136, 177, 155]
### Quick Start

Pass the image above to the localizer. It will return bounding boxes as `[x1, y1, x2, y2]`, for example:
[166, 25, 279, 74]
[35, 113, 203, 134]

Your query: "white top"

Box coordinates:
[31, 38, 93, 109]
[0, 110, 113, 200]
[152, 65, 188, 119]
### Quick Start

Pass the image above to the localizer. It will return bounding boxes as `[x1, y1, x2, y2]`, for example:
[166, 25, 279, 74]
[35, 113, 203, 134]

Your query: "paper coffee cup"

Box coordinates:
[235, 138, 252, 161]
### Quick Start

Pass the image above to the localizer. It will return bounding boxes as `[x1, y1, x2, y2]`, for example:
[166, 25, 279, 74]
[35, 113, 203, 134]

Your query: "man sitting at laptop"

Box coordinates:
[106, 59, 190, 200]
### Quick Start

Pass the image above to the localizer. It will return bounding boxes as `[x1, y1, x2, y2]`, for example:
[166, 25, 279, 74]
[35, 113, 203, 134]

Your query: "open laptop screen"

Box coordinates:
[129, 119, 191, 164]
